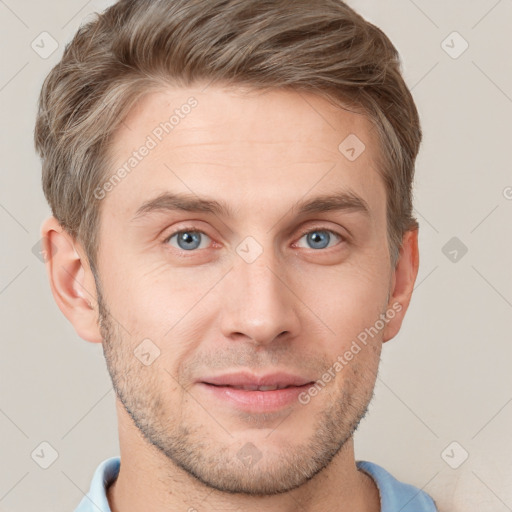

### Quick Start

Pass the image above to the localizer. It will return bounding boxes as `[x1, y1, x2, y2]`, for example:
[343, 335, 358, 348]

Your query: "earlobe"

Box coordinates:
[382, 228, 420, 343]
[41, 216, 103, 344]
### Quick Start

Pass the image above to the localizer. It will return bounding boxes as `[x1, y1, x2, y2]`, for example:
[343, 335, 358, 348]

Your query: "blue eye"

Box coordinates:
[164, 227, 343, 253]
[296, 229, 342, 250]
[165, 229, 211, 251]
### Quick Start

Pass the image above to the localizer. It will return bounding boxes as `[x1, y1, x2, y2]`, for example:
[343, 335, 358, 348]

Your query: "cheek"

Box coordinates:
[296, 261, 389, 335]
[101, 249, 189, 322]
[102, 259, 216, 368]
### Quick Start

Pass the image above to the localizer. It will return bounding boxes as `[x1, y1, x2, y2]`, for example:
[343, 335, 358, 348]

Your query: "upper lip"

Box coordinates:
[199, 371, 315, 388]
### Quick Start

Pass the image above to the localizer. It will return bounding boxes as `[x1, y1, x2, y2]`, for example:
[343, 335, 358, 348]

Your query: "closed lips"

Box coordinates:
[199, 372, 315, 390]
[207, 383, 306, 391]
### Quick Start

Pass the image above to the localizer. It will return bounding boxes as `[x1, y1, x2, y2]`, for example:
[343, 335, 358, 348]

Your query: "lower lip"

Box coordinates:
[197, 383, 314, 413]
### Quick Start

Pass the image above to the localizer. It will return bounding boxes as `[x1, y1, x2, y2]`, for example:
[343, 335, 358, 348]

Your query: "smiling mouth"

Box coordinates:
[205, 383, 313, 391]
[197, 375, 316, 412]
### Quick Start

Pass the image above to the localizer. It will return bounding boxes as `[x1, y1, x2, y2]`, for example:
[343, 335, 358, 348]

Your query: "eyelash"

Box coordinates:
[163, 225, 345, 253]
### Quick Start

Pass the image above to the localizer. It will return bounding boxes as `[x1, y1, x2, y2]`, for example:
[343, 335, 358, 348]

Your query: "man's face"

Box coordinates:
[95, 85, 395, 495]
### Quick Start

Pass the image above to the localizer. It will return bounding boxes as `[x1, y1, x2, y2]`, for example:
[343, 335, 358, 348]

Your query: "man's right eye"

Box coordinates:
[164, 228, 213, 251]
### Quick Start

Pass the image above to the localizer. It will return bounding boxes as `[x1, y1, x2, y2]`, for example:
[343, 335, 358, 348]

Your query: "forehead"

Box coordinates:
[102, 85, 385, 224]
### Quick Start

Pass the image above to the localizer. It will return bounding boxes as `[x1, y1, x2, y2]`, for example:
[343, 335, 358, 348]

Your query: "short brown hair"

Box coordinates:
[34, 0, 421, 275]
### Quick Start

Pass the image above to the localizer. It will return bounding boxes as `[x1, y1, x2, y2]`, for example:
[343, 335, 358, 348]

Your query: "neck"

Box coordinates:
[107, 402, 380, 512]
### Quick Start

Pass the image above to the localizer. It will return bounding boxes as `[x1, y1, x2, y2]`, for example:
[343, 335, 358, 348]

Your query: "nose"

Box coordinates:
[219, 250, 301, 347]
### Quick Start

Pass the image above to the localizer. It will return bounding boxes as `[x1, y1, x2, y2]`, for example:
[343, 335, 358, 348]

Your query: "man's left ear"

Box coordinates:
[382, 228, 419, 343]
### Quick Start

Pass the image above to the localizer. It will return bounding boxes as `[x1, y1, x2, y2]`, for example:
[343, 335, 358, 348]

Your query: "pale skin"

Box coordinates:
[42, 84, 419, 512]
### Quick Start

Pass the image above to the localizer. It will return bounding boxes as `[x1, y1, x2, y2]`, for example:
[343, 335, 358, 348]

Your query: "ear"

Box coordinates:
[382, 228, 419, 343]
[40, 216, 102, 343]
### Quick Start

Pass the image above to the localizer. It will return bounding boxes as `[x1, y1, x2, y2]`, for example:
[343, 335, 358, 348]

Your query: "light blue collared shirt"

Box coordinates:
[74, 456, 438, 511]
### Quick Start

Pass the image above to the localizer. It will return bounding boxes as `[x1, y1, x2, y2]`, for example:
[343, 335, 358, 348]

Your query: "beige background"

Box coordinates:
[1, 0, 511, 510]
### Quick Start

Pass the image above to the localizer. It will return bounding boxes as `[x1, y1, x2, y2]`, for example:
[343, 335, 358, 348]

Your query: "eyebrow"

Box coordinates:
[130, 189, 371, 222]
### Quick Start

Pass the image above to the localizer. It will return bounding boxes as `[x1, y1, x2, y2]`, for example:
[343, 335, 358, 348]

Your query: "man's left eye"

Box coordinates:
[295, 229, 343, 250]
